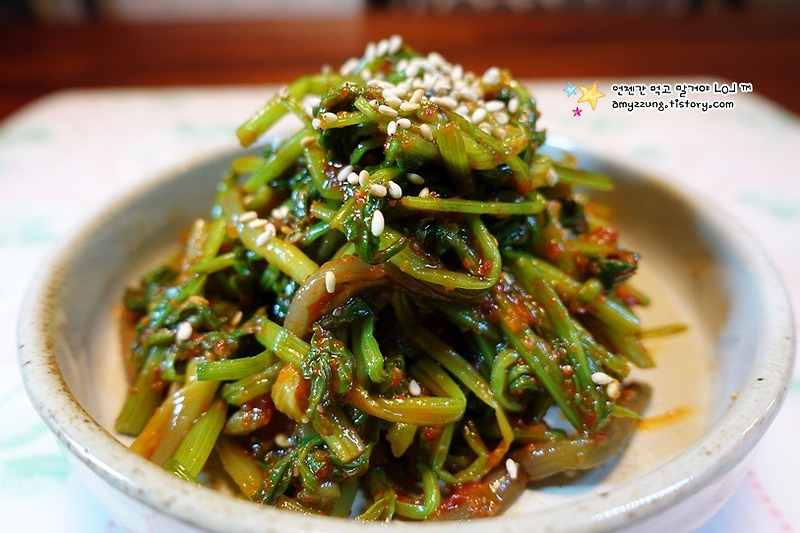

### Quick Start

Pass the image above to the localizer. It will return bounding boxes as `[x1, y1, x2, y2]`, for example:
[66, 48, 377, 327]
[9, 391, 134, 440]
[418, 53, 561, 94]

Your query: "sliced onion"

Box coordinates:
[284, 255, 484, 339]
[510, 382, 651, 481]
[431, 382, 650, 520]
[283, 256, 388, 338]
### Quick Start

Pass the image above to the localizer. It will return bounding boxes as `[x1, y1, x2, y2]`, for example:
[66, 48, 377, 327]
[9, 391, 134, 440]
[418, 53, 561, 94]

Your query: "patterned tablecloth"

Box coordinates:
[2, 80, 798, 532]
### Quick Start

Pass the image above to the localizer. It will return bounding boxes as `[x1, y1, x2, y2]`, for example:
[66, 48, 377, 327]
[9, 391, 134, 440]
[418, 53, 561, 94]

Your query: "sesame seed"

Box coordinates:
[256, 224, 276, 246]
[591, 371, 614, 385]
[387, 120, 398, 136]
[410, 89, 425, 103]
[279, 86, 289, 98]
[175, 321, 193, 342]
[371, 80, 393, 89]
[494, 111, 509, 125]
[455, 105, 469, 117]
[397, 58, 409, 71]
[546, 168, 559, 186]
[451, 64, 464, 81]
[322, 111, 338, 123]
[376, 39, 389, 57]
[433, 80, 452, 94]
[485, 100, 506, 112]
[478, 122, 493, 135]
[460, 89, 478, 102]
[316, 403, 325, 413]
[271, 207, 292, 224]
[505, 458, 519, 480]
[361, 68, 372, 81]
[428, 51, 446, 67]
[346, 171, 359, 185]
[419, 123, 434, 141]
[432, 96, 457, 109]
[378, 104, 399, 117]
[300, 135, 316, 148]
[364, 42, 376, 61]
[371, 210, 385, 236]
[419, 187, 430, 198]
[274, 433, 290, 447]
[325, 271, 336, 294]
[389, 86, 409, 99]
[339, 57, 359, 76]
[369, 183, 388, 198]
[494, 127, 507, 140]
[311, 118, 321, 130]
[248, 218, 268, 229]
[406, 172, 425, 185]
[231, 310, 243, 327]
[405, 64, 420, 78]
[385, 95, 403, 108]
[369, 99, 379, 108]
[508, 97, 520, 114]
[238, 211, 258, 223]
[358, 169, 370, 186]
[388, 34, 403, 54]
[387, 180, 403, 199]
[408, 379, 422, 396]
[470, 107, 487, 123]
[482, 67, 501, 85]
[400, 102, 420, 112]
[607, 381, 621, 400]
[396, 118, 412, 129]
[255, 232, 270, 247]
[337, 164, 354, 182]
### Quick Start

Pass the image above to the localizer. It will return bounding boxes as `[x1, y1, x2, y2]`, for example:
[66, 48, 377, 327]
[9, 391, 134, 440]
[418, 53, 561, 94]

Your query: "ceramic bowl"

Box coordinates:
[18, 139, 794, 532]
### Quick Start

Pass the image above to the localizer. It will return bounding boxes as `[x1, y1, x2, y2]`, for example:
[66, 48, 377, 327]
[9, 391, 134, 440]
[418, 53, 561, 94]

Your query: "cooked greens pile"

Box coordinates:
[118, 36, 652, 520]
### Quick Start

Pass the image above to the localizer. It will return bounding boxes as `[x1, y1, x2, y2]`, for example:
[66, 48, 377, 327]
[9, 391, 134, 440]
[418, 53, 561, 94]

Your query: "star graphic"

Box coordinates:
[572, 107, 582, 117]
[577, 81, 605, 110]
[563, 82, 578, 97]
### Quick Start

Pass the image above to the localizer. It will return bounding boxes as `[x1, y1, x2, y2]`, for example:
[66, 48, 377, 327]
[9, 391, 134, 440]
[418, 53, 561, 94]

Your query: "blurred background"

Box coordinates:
[0, 0, 798, 120]
[1, 0, 798, 23]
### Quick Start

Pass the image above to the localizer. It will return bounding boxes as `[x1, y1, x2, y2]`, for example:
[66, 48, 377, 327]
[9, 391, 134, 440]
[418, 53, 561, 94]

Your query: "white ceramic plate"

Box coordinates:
[18, 140, 794, 532]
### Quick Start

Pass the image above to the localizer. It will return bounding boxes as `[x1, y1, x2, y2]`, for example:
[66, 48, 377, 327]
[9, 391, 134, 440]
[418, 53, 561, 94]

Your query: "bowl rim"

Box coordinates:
[17, 138, 796, 533]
